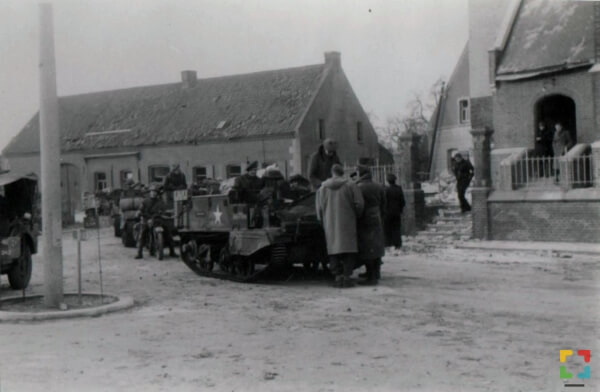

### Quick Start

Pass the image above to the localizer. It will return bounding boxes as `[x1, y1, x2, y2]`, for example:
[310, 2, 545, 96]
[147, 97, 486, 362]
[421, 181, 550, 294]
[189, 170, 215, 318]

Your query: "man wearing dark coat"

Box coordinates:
[534, 121, 554, 177]
[163, 164, 188, 192]
[308, 138, 342, 190]
[355, 165, 386, 285]
[135, 185, 174, 259]
[316, 164, 364, 288]
[452, 154, 474, 213]
[232, 161, 264, 204]
[383, 173, 405, 250]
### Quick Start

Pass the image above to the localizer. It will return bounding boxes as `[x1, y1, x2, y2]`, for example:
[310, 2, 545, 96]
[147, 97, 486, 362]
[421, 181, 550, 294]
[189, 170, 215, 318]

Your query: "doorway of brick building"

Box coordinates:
[534, 94, 576, 146]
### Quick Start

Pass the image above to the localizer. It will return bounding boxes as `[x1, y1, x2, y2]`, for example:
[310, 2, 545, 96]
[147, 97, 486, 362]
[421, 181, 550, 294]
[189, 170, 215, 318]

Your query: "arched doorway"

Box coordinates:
[534, 94, 577, 146]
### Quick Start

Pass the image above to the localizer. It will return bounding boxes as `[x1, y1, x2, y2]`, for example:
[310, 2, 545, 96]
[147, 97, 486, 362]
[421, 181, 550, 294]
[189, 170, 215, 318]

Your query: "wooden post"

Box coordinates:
[40, 3, 64, 308]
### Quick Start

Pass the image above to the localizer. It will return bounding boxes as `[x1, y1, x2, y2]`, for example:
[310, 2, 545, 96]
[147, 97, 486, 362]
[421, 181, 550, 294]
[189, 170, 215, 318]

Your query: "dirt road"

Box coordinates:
[1, 230, 598, 391]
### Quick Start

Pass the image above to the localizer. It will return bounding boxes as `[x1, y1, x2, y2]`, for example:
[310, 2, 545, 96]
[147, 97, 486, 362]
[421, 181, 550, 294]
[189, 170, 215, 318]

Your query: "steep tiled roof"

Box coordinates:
[496, 0, 594, 77]
[4, 64, 327, 154]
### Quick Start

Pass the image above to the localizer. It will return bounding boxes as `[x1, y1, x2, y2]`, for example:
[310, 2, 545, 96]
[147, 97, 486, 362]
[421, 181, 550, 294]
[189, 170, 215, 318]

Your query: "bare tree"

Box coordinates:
[376, 77, 445, 151]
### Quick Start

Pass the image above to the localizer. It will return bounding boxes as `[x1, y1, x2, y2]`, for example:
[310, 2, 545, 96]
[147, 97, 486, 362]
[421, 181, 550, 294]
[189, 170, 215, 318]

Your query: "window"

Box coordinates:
[459, 98, 470, 124]
[193, 166, 207, 183]
[94, 172, 107, 192]
[356, 121, 363, 143]
[119, 170, 132, 188]
[317, 119, 325, 140]
[226, 164, 241, 178]
[148, 165, 170, 184]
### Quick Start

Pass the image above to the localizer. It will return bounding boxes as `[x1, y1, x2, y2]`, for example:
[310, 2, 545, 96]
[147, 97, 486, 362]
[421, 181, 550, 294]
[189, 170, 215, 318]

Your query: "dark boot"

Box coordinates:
[169, 247, 177, 258]
[341, 277, 356, 288]
[332, 276, 344, 288]
[374, 259, 381, 280]
[134, 251, 143, 260]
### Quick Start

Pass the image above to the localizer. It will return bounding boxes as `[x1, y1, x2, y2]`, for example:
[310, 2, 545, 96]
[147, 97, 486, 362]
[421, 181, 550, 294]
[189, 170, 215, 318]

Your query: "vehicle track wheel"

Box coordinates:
[218, 247, 232, 273]
[233, 257, 254, 279]
[202, 246, 214, 272]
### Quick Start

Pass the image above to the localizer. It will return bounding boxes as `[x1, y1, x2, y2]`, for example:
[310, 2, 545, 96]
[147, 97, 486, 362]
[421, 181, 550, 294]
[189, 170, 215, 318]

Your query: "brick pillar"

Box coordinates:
[470, 127, 493, 239]
[592, 141, 600, 188]
[398, 133, 425, 235]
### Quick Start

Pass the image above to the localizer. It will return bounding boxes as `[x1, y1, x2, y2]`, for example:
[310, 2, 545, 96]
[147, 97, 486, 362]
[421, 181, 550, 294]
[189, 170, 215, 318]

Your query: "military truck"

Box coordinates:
[0, 172, 38, 290]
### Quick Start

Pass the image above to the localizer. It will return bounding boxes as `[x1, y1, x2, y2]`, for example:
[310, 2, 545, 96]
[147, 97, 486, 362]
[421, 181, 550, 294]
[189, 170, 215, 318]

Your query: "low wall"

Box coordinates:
[488, 189, 600, 243]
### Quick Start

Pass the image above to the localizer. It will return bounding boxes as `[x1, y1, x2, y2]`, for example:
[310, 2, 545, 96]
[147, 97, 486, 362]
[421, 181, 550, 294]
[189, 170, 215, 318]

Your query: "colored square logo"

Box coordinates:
[560, 349, 591, 387]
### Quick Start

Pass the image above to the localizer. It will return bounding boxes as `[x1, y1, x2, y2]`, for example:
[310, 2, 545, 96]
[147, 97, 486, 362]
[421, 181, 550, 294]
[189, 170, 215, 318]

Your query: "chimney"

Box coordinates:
[181, 70, 197, 89]
[324, 51, 341, 68]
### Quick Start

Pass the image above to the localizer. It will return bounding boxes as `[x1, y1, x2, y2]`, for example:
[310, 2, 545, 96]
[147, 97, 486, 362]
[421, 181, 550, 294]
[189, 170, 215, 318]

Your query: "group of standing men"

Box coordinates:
[534, 121, 574, 178]
[311, 139, 405, 288]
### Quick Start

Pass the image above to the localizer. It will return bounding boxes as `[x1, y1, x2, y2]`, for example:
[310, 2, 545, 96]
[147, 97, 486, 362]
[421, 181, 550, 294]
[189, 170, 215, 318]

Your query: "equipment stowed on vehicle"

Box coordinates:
[176, 189, 328, 283]
[0, 172, 38, 290]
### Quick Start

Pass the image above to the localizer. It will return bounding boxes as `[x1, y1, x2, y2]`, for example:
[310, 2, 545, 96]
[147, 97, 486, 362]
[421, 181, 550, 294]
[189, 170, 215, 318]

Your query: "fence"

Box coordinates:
[509, 152, 593, 189]
[343, 164, 402, 185]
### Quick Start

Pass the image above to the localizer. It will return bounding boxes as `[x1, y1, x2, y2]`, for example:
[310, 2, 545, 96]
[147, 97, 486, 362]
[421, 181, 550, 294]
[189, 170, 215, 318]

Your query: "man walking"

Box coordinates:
[355, 165, 386, 285]
[452, 153, 474, 213]
[316, 164, 364, 288]
[308, 138, 342, 190]
[384, 173, 405, 250]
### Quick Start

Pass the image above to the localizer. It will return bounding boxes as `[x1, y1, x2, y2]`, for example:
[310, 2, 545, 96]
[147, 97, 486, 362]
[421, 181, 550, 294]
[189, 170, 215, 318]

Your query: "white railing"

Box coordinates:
[343, 164, 401, 185]
[507, 144, 593, 190]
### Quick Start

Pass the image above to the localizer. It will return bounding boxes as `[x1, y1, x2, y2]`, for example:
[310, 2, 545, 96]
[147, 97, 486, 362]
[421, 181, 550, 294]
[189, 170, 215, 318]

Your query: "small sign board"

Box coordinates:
[83, 215, 99, 229]
[174, 189, 188, 202]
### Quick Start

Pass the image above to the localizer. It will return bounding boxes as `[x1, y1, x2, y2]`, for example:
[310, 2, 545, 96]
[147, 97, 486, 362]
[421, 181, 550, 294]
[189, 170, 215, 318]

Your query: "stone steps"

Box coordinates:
[410, 204, 473, 245]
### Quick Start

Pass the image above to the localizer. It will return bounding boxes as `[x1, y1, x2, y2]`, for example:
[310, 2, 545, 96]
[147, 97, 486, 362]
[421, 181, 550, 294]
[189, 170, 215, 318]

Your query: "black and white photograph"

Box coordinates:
[0, 0, 598, 391]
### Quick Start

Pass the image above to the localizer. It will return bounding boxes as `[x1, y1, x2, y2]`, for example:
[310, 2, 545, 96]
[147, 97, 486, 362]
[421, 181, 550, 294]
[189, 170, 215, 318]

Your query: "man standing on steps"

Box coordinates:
[308, 138, 342, 190]
[316, 164, 364, 288]
[452, 153, 474, 213]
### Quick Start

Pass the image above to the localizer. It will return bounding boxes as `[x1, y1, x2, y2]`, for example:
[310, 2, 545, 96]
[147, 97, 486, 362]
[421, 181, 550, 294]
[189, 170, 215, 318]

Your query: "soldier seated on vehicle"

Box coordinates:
[135, 184, 176, 259]
[163, 164, 188, 205]
[231, 161, 264, 204]
[286, 174, 312, 201]
[259, 167, 289, 206]
[163, 164, 188, 192]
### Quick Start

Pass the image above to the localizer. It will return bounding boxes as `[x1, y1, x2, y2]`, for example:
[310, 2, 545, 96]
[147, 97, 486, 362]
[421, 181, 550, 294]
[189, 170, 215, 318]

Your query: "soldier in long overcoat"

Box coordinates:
[355, 165, 386, 285]
[316, 164, 364, 288]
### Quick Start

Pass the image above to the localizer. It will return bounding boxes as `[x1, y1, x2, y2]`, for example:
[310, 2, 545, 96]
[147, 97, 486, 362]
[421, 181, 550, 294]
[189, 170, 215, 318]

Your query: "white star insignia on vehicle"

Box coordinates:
[213, 205, 223, 225]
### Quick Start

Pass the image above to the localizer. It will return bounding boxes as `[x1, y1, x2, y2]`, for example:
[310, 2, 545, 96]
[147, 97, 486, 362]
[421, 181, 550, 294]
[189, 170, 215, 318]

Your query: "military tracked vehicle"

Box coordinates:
[176, 190, 327, 283]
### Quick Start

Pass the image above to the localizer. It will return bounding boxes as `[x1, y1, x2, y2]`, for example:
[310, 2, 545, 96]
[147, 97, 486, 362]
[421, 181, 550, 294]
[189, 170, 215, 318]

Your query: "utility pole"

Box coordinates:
[40, 3, 63, 308]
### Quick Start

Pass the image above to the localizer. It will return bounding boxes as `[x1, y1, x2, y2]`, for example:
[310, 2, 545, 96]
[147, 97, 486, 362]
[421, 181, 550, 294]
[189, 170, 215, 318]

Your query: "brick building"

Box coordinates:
[468, 0, 600, 243]
[3, 52, 381, 223]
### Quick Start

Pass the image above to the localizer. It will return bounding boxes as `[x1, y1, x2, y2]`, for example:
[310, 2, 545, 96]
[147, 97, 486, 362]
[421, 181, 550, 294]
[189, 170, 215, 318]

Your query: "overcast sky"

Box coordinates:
[0, 0, 468, 151]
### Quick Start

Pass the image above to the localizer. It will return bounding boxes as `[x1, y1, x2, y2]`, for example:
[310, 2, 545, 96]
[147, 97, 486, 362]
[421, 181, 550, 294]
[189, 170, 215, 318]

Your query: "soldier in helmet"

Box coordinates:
[135, 184, 175, 259]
